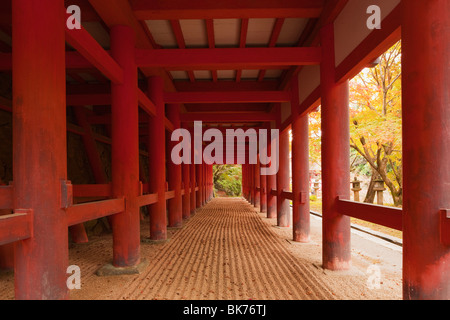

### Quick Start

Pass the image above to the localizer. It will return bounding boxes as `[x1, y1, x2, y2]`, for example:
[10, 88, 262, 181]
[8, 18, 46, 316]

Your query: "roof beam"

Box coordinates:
[130, 0, 324, 20]
[165, 91, 291, 104]
[136, 47, 321, 70]
[65, 13, 124, 84]
[185, 103, 270, 113]
[88, 0, 177, 92]
[180, 112, 276, 123]
[258, 18, 285, 81]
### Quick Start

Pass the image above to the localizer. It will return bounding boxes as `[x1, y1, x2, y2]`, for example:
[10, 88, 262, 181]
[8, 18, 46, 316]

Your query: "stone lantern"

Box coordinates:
[373, 178, 386, 205]
[313, 179, 320, 197]
[351, 177, 362, 202]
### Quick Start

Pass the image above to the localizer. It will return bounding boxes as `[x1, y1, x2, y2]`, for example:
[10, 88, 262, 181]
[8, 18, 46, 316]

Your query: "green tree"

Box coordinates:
[213, 164, 242, 197]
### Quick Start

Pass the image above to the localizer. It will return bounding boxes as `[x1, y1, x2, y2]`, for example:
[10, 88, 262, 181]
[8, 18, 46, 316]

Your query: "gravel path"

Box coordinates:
[0, 197, 402, 300]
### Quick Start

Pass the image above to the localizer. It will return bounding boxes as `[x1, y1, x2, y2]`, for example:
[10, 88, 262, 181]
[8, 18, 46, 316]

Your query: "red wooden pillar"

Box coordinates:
[148, 76, 167, 241]
[402, 0, 450, 300]
[196, 159, 203, 208]
[110, 25, 141, 266]
[292, 114, 310, 242]
[259, 127, 268, 213]
[249, 164, 255, 205]
[243, 164, 248, 200]
[12, 0, 68, 299]
[190, 132, 197, 211]
[266, 131, 277, 218]
[320, 23, 351, 270]
[260, 168, 267, 213]
[276, 129, 290, 227]
[242, 164, 246, 199]
[203, 162, 207, 204]
[182, 124, 191, 219]
[254, 160, 261, 210]
[166, 104, 183, 228]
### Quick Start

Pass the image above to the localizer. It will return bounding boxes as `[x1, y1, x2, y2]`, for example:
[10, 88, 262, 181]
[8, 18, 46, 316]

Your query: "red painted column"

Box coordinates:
[266, 131, 277, 218]
[292, 114, 310, 242]
[243, 164, 248, 199]
[110, 25, 141, 266]
[259, 169, 267, 213]
[243, 164, 246, 199]
[166, 104, 183, 228]
[320, 23, 351, 270]
[276, 128, 290, 227]
[148, 76, 167, 241]
[402, 0, 450, 300]
[203, 162, 207, 204]
[254, 160, 261, 210]
[249, 164, 255, 206]
[182, 125, 190, 219]
[190, 134, 197, 212]
[12, 0, 68, 299]
[197, 162, 203, 207]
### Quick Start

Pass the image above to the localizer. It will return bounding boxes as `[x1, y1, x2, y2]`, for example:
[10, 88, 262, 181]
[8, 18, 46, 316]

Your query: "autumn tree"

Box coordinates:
[349, 41, 402, 206]
[213, 164, 242, 196]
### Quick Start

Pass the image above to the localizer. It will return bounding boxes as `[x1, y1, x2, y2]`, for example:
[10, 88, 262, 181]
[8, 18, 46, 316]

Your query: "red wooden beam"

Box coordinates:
[236, 18, 249, 82]
[174, 80, 279, 92]
[336, 198, 402, 231]
[131, 0, 324, 20]
[186, 103, 269, 113]
[180, 112, 276, 122]
[138, 88, 156, 116]
[335, 3, 401, 83]
[278, 0, 348, 89]
[170, 19, 196, 82]
[0, 211, 33, 246]
[66, 198, 125, 226]
[65, 14, 123, 84]
[205, 19, 218, 82]
[135, 47, 321, 70]
[258, 18, 285, 81]
[73, 184, 112, 198]
[136, 193, 158, 207]
[88, 0, 177, 93]
[165, 91, 291, 104]
[67, 93, 111, 106]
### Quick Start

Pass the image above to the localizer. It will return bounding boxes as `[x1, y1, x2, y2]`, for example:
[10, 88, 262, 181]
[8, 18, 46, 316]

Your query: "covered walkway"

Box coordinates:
[0, 0, 447, 300]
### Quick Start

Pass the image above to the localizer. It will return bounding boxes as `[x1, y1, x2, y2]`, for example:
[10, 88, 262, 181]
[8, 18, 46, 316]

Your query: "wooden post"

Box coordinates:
[276, 128, 290, 227]
[12, 0, 68, 299]
[320, 23, 351, 270]
[147, 76, 167, 241]
[292, 114, 310, 242]
[110, 25, 141, 266]
[166, 104, 183, 228]
[402, 0, 450, 300]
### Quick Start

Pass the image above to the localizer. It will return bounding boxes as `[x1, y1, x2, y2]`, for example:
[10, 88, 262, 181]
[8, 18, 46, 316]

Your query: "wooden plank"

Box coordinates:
[136, 47, 322, 70]
[66, 198, 125, 226]
[136, 193, 158, 207]
[0, 211, 33, 245]
[65, 15, 123, 84]
[337, 197, 402, 231]
[166, 91, 291, 104]
[131, 0, 324, 19]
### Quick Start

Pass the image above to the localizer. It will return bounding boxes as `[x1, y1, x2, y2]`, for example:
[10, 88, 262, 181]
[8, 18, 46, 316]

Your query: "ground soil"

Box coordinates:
[0, 197, 402, 300]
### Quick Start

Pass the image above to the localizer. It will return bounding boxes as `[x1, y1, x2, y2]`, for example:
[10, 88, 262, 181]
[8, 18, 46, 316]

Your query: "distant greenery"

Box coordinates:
[213, 165, 242, 197]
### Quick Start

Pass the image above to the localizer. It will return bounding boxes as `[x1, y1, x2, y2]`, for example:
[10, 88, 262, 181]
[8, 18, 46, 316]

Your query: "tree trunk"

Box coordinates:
[364, 169, 380, 203]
